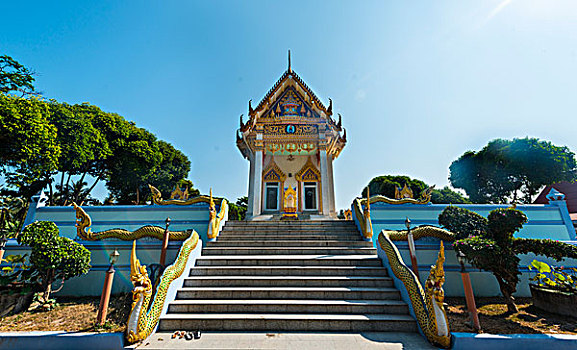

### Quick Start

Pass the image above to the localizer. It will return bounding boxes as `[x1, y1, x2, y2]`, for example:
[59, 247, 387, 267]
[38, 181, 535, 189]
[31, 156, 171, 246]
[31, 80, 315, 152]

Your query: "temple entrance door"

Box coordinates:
[303, 182, 318, 211]
[264, 182, 280, 211]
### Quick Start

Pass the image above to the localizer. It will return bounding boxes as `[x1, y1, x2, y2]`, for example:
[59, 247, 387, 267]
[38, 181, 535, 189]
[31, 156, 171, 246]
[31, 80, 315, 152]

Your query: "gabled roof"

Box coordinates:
[534, 181, 577, 213]
[252, 69, 329, 116]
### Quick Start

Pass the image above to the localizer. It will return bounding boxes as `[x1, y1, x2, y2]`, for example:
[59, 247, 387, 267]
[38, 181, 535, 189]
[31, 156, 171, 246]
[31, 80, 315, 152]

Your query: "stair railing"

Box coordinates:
[72, 202, 205, 344]
[377, 227, 455, 348]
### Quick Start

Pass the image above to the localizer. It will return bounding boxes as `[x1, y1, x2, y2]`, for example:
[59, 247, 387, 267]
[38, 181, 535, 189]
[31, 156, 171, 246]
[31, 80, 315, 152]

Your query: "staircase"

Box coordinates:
[157, 220, 417, 333]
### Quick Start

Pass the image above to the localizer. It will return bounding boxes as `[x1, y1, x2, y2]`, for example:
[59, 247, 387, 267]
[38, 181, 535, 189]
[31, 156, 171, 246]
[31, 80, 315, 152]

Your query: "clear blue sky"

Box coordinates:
[2, 1, 577, 209]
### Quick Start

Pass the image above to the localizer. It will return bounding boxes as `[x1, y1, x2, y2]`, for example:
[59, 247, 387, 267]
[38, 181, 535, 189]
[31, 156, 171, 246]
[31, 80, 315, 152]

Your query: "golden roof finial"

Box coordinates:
[288, 50, 292, 73]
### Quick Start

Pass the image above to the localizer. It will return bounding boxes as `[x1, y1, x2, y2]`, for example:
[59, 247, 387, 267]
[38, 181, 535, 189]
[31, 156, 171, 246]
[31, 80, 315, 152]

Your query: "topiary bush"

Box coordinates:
[17, 221, 91, 307]
[438, 206, 488, 240]
[439, 207, 577, 313]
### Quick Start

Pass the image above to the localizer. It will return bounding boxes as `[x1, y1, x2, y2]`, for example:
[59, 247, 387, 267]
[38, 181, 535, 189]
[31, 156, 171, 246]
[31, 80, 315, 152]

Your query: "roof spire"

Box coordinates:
[288, 50, 292, 73]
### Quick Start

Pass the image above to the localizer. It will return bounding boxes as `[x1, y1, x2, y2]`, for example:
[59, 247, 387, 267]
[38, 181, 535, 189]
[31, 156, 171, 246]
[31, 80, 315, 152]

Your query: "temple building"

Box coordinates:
[237, 54, 346, 219]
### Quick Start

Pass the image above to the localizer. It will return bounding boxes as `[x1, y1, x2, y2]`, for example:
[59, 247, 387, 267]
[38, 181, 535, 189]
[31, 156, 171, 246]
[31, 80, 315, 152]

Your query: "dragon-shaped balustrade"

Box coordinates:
[351, 193, 454, 348]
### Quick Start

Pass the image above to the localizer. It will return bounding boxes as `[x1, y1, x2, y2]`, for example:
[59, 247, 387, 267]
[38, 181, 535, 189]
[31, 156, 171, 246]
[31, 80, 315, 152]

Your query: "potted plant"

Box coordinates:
[528, 259, 577, 317]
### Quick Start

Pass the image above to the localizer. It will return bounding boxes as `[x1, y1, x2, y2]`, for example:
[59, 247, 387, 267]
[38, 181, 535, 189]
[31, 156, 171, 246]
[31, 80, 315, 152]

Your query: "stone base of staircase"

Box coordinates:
[155, 220, 419, 338]
[134, 332, 435, 350]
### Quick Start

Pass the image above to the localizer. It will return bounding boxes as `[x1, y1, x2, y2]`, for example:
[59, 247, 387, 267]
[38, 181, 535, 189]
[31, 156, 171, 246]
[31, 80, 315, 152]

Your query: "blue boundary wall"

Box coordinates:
[360, 196, 577, 297]
[2, 194, 214, 296]
[452, 333, 577, 350]
[0, 332, 124, 350]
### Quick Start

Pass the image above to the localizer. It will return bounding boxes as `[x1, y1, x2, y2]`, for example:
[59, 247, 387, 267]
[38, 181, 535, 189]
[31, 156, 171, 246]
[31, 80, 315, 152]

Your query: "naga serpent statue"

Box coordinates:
[73, 203, 192, 241]
[360, 185, 435, 206]
[126, 231, 200, 343]
[378, 228, 454, 348]
[148, 184, 222, 206]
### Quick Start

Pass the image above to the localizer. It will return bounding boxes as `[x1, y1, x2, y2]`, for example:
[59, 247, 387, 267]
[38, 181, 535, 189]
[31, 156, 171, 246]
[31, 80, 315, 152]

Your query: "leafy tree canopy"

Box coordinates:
[0, 55, 193, 205]
[449, 138, 577, 204]
[0, 55, 37, 97]
[361, 175, 470, 204]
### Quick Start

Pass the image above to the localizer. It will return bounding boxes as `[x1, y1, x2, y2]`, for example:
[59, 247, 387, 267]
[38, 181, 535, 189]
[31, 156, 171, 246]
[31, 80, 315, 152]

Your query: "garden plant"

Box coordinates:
[439, 206, 577, 312]
[15, 221, 91, 308]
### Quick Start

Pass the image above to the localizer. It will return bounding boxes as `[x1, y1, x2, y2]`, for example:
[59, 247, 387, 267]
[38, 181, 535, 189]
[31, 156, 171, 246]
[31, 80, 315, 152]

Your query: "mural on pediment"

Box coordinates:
[264, 88, 317, 120]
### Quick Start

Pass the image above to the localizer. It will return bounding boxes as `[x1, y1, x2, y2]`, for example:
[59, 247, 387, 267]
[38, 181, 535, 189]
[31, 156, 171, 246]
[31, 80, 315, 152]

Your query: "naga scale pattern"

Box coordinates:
[126, 231, 200, 343]
[73, 203, 192, 241]
[359, 186, 434, 206]
[378, 230, 453, 348]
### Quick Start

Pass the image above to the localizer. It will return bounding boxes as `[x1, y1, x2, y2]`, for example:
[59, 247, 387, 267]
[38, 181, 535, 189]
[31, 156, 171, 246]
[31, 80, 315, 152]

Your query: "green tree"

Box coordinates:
[144, 141, 192, 199]
[47, 102, 111, 205]
[439, 206, 577, 313]
[17, 221, 91, 305]
[0, 55, 38, 97]
[229, 196, 248, 221]
[105, 125, 162, 204]
[449, 138, 577, 204]
[361, 175, 469, 204]
[0, 95, 60, 199]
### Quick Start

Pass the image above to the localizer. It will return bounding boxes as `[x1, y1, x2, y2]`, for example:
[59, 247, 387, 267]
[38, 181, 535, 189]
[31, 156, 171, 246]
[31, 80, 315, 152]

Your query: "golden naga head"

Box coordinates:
[148, 184, 163, 205]
[426, 241, 446, 304]
[130, 240, 152, 296]
[72, 202, 93, 240]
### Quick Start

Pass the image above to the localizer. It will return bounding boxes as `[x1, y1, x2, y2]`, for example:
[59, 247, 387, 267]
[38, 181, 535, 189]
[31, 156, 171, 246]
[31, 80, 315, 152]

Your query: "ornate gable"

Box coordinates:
[237, 53, 346, 160]
[262, 159, 286, 182]
[295, 158, 321, 182]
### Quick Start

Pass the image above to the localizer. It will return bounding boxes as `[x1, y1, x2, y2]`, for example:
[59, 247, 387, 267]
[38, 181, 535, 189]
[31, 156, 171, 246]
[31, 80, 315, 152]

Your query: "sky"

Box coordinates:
[2, 1, 577, 210]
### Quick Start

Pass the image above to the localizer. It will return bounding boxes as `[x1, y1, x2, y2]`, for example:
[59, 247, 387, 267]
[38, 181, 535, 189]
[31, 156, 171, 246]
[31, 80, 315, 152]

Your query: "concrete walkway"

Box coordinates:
[134, 332, 436, 350]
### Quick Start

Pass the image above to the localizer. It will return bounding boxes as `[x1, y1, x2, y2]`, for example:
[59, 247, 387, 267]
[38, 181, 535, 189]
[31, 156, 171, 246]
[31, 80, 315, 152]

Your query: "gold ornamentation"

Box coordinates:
[343, 209, 352, 220]
[282, 186, 298, 219]
[263, 159, 287, 182]
[265, 143, 317, 155]
[126, 231, 200, 343]
[170, 184, 189, 200]
[263, 124, 318, 135]
[361, 186, 435, 206]
[207, 188, 228, 239]
[395, 184, 414, 199]
[295, 158, 321, 182]
[73, 203, 192, 241]
[149, 185, 221, 206]
[378, 232, 452, 348]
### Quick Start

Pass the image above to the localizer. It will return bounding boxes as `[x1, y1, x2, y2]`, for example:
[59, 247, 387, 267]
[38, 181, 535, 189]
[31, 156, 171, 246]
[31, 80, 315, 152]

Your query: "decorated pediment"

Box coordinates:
[263, 159, 286, 182]
[295, 158, 321, 182]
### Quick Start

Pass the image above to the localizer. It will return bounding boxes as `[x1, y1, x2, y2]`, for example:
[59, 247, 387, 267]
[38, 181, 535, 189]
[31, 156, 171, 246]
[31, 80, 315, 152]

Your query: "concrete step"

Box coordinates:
[195, 255, 383, 267]
[167, 299, 409, 314]
[217, 234, 362, 241]
[225, 221, 355, 226]
[158, 313, 417, 332]
[202, 247, 377, 256]
[183, 276, 393, 288]
[207, 240, 373, 247]
[175, 287, 401, 300]
[221, 229, 359, 235]
[189, 266, 388, 276]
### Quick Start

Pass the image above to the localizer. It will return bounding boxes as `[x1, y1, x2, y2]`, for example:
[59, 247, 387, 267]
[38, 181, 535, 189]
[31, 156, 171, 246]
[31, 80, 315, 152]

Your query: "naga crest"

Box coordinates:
[130, 240, 152, 297]
[426, 241, 446, 304]
[73, 202, 93, 240]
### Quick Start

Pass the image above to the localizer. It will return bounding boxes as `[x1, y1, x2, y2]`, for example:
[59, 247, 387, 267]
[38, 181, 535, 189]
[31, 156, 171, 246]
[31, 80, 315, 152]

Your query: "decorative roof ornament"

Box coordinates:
[327, 98, 333, 116]
[546, 188, 566, 202]
[288, 50, 292, 73]
[337, 114, 342, 130]
[248, 99, 254, 116]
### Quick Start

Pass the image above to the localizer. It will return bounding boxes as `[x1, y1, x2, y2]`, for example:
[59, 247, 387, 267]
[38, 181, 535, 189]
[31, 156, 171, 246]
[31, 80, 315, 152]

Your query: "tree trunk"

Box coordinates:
[495, 275, 518, 313]
[136, 187, 140, 205]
